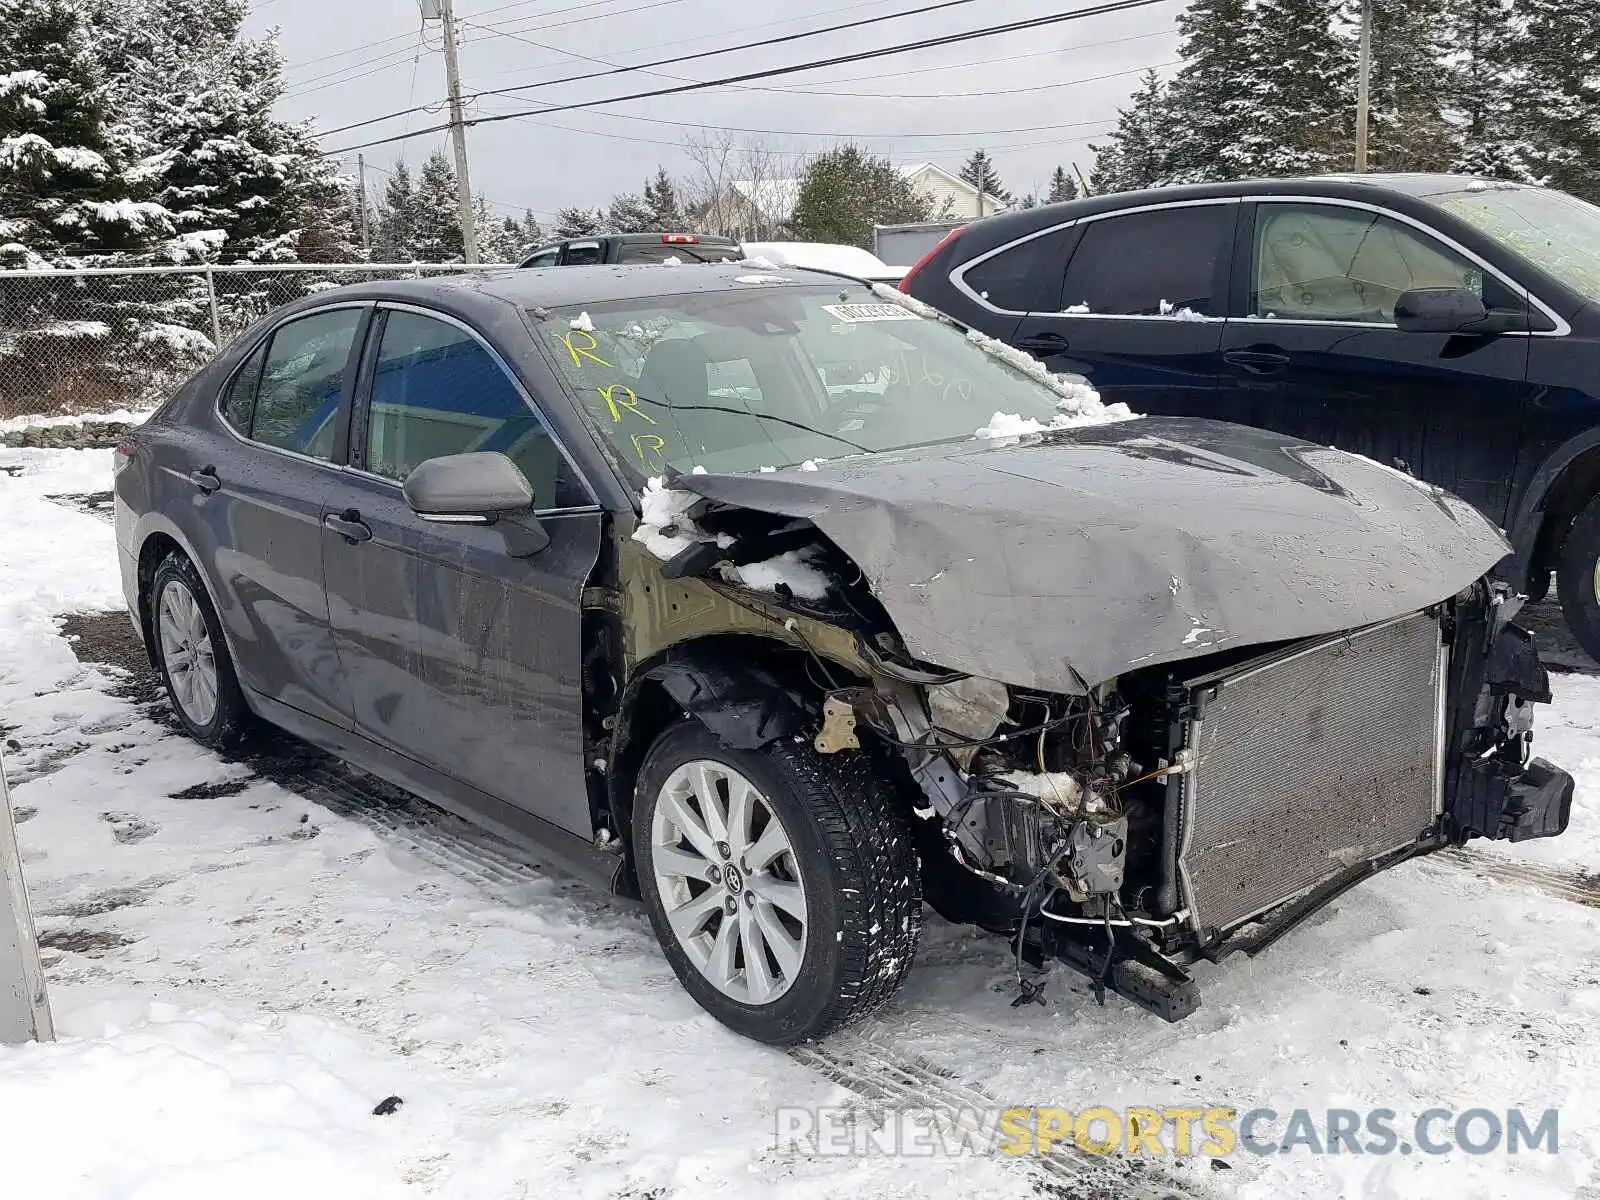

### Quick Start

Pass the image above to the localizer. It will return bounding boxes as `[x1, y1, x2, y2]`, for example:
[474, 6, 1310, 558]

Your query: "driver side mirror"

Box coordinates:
[403, 451, 549, 555]
[1394, 287, 1492, 333]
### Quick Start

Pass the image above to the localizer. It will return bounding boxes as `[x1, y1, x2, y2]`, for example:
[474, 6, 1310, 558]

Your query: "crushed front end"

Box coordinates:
[840, 582, 1572, 1022]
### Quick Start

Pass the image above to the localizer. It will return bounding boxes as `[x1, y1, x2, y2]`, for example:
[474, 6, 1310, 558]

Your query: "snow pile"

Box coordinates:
[633, 475, 702, 559]
[975, 411, 1054, 438]
[163, 229, 227, 263]
[740, 243, 893, 277]
[633, 476, 834, 600]
[1158, 299, 1209, 321]
[0, 1005, 416, 1200]
[137, 322, 214, 358]
[568, 311, 595, 332]
[737, 254, 783, 271]
[1062, 302, 1092, 313]
[869, 280, 943, 320]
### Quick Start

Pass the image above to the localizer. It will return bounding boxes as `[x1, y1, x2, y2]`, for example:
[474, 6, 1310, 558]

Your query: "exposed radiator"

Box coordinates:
[1176, 611, 1446, 937]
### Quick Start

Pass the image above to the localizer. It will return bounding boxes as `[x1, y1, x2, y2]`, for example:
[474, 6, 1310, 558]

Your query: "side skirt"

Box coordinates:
[247, 690, 627, 895]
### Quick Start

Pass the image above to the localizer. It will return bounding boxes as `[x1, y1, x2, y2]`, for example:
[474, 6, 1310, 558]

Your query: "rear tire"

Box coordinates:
[149, 553, 253, 750]
[633, 721, 921, 1044]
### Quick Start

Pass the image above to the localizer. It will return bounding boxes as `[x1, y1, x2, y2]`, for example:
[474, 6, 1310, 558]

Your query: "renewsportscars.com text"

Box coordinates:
[775, 1105, 1560, 1158]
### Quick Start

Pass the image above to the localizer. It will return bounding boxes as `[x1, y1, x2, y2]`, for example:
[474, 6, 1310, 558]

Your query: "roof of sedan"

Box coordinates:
[338, 263, 855, 310]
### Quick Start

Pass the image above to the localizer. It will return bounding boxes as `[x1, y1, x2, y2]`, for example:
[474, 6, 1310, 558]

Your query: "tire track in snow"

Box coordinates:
[790, 1036, 1202, 1200]
[1441, 847, 1600, 910]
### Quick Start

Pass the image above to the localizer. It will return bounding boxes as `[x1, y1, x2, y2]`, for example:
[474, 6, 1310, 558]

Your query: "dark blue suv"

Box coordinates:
[903, 174, 1600, 657]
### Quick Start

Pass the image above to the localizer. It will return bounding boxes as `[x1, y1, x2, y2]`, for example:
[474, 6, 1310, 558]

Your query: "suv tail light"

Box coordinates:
[662, 233, 699, 245]
[113, 438, 133, 476]
[897, 225, 966, 293]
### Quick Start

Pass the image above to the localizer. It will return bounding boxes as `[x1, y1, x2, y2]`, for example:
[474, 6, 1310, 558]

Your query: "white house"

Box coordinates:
[724, 161, 1010, 233]
[897, 162, 1009, 219]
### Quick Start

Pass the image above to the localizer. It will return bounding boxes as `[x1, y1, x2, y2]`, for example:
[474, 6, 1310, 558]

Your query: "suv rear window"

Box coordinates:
[616, 242, 742, 264]
[1059, 205, 1231, 317]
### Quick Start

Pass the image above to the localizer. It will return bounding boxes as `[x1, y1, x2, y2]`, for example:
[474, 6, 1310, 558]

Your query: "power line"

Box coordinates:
[317, 0, 988, 141]
[467, 13, 1178, 103]
[322, 0, 1177, 156]
[464, 0, 905, 86]
[281, 0, 582, 77]
[467, 0, 692, 39]
[470, 94, 1124, 155]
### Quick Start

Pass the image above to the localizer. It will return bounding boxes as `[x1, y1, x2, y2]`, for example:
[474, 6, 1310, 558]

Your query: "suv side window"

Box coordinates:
[960, 226, 1078, 312]
[363, 309, 590, 508]
[220, 342, 267, 435]
[1252, 203, 1507, 322]
[1059, 205, 1230, 317]
[524, 247, 559, 268]
[251, 308, 363, 459]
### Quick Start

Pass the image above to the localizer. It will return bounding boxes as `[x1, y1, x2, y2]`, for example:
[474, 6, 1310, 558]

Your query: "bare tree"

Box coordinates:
[679, 131, 809, 240]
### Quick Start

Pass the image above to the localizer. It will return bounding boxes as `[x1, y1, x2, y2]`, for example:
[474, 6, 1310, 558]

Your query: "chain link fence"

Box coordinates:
[0, 263, 505, 421]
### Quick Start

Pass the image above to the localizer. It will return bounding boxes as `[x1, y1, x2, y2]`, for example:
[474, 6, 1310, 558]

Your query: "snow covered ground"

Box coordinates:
[3, 445, 1600, 1199]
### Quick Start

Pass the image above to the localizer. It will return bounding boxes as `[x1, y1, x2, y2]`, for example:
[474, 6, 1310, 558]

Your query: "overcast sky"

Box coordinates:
[245, 0, 1184, 225]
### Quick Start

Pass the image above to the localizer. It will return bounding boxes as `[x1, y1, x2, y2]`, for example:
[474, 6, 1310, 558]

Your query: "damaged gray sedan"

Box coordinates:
[114, 265, 1572, 1044]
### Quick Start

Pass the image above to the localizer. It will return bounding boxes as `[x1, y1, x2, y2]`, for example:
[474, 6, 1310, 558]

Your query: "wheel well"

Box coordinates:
[1531, 447, 1600, 585]
[604, 633, 875, 889]
[135, 533, 184, 653]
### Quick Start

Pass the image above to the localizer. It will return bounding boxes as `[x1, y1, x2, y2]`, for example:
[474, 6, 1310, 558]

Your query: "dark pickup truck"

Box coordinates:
[520, 232, 742, 268]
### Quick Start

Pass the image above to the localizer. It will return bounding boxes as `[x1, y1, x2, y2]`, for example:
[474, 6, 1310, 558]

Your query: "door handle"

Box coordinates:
[323, 509, 372, 544]
[1015, 331, 1070, 354]
[189, 465, 221, 494]
[1223, 348, 1291, 375]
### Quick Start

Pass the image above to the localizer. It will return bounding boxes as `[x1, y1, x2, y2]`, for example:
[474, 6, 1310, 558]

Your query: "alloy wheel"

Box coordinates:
[158, 579, 218, 727]
[650, 759, 809, 1005]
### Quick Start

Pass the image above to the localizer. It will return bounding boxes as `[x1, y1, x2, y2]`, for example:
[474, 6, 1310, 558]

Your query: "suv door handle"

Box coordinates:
[324, 509, 372, 544]
[1223, 348, 1291, 374]
[189, 465, 221, 494]
[1016, 331, 1070, 353]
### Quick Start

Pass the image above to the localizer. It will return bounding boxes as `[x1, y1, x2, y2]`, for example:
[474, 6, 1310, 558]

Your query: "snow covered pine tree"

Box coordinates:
[0, 0, 201, 417]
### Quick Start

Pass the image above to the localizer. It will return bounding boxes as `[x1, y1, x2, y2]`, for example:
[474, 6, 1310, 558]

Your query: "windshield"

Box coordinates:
[537, 283, 1068, 476]
[1433, 183, 1600, 305]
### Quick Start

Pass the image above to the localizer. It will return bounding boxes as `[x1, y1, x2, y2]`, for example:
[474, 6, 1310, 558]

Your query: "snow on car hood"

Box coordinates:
[677, 416, 1512, 691]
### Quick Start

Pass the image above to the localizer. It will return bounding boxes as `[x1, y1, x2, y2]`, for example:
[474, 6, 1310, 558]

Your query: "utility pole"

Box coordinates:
[356, 153, 371, 256]
[0, 744, 53, 1045]
[425, 0, 479, 263]
[1354, 0, 1373, 172]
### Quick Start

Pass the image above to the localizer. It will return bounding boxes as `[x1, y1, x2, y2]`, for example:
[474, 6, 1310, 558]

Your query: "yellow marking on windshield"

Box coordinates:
[631, 433, 667, 471]
[560, 329, 611, 370]
[598, 383, 656, 425]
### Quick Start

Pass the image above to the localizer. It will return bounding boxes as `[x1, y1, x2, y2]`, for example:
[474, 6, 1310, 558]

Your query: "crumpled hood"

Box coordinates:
[678, 416, 1511, 692]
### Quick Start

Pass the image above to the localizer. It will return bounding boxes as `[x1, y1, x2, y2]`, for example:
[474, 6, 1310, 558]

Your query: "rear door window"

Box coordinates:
[361, 309, 589, 509]
[250, 308, 363, 460]
[959, 226, 1078, 312]
[1058, 205, 1232, 317]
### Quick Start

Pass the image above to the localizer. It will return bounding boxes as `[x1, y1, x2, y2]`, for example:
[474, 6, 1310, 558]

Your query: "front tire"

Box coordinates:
[149, 553, 252, 749]
[633, 721, 921, 1044]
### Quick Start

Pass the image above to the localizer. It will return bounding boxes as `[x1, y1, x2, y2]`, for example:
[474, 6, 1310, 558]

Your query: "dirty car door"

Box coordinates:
[322, 306, 602, 837]
[199, 305, 366, 727]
